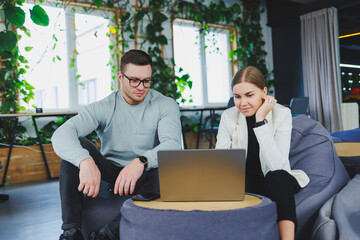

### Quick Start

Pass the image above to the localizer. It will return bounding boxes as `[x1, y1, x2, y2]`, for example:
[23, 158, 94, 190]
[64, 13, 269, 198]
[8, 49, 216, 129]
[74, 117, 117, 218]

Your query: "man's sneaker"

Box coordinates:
[59, 228, 84, 240]
[90, 228, 111, 240]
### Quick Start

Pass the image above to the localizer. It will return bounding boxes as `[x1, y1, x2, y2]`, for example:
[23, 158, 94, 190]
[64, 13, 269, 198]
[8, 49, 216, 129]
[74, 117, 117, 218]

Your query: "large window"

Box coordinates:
[173, 19, 235, 107]
[18, 3, 115, 111]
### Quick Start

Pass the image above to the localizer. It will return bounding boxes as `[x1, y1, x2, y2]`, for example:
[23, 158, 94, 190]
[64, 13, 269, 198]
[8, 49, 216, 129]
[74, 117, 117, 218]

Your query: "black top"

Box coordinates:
[245, 115, 265, 194]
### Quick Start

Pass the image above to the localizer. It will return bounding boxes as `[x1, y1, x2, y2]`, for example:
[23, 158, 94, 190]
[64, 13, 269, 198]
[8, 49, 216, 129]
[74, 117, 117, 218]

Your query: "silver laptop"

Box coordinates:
[157, 149, 246, 202]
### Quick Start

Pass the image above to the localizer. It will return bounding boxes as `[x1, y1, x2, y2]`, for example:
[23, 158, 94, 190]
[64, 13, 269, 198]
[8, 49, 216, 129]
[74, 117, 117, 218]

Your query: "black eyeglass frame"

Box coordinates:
[121, 71, 152, 88]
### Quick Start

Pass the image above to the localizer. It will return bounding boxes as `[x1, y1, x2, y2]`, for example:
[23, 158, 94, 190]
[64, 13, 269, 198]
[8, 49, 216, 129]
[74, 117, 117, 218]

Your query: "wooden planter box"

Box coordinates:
[0, 144, 61, 185]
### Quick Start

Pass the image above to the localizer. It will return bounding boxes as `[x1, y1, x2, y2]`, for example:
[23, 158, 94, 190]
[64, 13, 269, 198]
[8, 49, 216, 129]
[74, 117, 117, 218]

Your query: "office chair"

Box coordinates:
[199, 97, 236, 149]
[227, 97, 235, 109]
[199, 114, 220, 148]
[289, 97, 310, 116]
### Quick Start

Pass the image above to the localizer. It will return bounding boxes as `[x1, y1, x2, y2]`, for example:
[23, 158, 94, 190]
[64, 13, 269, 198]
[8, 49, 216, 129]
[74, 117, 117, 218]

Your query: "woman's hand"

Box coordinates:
[255, 95, 277, 122]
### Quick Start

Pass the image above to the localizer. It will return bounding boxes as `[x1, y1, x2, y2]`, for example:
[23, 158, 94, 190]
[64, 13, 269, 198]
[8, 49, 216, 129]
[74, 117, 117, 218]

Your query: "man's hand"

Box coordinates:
[114, 158, 144, 196]
[78, 158, 101, 198]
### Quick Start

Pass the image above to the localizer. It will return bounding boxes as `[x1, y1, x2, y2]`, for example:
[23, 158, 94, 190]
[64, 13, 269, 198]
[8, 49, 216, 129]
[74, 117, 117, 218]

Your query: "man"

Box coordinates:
[52, 49, 182, 240]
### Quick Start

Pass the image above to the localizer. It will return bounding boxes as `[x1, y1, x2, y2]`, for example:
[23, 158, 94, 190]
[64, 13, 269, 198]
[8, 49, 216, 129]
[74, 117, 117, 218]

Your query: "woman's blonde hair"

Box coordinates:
[231, 66, 265, 90]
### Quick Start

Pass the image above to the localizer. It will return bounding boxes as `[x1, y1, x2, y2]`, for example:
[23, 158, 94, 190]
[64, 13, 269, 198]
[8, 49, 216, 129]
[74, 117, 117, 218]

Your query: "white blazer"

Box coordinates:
[216, 103, 310, 188]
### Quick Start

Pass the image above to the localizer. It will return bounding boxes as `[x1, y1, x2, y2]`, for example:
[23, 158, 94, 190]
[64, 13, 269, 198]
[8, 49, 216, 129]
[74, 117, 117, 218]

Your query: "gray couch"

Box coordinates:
[290, 115, 350, 240]
[81, 115, 350, 240]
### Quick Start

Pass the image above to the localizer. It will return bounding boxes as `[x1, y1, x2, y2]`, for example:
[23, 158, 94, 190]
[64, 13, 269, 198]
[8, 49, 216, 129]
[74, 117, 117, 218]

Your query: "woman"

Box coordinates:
[216, 66, 309, 240]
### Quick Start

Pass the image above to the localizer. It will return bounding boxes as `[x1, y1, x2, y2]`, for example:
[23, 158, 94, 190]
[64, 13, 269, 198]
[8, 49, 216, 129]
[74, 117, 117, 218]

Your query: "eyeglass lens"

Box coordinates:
[130, 79, 151, 88]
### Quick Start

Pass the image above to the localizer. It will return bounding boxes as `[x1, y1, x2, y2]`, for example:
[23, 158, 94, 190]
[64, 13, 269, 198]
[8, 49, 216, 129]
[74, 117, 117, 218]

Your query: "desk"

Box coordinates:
[120, 194, 279, 240]
[0, 112, 77, 186]
[180, 107, 226, 149]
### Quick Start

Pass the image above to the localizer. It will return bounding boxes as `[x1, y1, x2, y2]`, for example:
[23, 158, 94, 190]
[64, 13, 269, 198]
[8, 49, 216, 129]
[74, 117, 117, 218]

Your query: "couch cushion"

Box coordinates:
[330, 127, 360, 142]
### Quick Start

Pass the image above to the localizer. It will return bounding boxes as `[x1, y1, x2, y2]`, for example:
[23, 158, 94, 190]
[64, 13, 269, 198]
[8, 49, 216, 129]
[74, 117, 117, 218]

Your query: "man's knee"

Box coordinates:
[60, 159, 79, 180]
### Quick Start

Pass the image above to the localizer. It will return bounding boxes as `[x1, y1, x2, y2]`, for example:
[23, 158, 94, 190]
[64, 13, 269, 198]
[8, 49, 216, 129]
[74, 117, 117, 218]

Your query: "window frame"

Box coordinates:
[19, 1, 119, 112]
[171, 18, 238, 108]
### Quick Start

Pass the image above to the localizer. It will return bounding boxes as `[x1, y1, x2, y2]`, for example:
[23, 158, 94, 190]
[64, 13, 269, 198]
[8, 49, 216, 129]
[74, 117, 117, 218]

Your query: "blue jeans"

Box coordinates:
[59, 138, 159, 239]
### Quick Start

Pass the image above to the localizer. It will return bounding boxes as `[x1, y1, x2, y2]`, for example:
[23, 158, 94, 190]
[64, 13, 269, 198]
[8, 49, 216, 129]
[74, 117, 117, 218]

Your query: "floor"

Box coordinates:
[0, 180, 62, 240]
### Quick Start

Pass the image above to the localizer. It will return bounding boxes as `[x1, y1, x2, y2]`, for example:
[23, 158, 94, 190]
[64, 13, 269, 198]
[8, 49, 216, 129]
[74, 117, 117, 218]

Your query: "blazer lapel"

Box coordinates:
[232, 109, 273, 159]
[232, 111, 248, 158]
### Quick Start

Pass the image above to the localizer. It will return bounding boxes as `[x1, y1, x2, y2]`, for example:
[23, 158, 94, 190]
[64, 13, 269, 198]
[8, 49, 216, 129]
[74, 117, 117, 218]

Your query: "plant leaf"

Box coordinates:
[25, 46, 33, 52]
[30, 5, 49, 26]
[94, 0, 102, 8]
[4, 6, 26, 27]
[135, 9, 146, 20]
[0, 31, 18, 51]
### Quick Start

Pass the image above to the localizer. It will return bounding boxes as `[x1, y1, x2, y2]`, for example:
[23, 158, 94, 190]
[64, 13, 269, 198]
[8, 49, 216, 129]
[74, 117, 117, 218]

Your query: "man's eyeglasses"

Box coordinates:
[121, 72, 151, 88]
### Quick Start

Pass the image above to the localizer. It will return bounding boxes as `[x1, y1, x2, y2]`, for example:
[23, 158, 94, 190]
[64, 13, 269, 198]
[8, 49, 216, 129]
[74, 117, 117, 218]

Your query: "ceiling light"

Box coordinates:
[340, 64, 360, 69]
[338, 32, 360, 39]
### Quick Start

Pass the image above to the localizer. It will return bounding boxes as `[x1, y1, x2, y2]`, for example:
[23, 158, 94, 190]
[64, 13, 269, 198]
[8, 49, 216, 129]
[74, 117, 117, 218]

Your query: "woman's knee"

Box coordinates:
[264, 169, 289, 183]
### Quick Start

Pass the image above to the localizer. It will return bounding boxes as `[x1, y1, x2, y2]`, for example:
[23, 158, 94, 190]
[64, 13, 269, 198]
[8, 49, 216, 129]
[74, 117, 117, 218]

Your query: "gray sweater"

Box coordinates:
[51, 89, 182, 168]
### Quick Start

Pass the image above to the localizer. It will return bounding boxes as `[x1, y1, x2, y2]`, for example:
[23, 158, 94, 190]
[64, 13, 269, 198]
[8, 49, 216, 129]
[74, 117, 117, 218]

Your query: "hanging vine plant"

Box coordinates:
[0, 1, 49, 143]
[129, 0, 192, 103]
[171, 0, 274, 91]
[0, 1, 49, 114]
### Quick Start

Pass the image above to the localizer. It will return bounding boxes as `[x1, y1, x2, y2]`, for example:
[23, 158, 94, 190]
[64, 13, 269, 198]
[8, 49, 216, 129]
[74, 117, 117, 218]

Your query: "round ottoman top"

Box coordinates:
[133, 194, 262, 211]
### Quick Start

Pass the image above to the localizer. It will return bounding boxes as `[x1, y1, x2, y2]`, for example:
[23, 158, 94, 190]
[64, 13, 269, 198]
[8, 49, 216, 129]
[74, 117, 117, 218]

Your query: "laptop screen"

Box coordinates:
[157, 149, 246, 201]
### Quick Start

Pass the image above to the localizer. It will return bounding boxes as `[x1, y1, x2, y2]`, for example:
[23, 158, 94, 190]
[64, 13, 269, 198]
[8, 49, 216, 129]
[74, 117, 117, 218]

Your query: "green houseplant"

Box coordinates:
[0, 1, 49, 144]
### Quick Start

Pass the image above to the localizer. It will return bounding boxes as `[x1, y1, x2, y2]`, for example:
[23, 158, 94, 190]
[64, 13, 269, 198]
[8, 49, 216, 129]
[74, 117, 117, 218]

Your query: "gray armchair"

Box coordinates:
[290, 115, 350, 240]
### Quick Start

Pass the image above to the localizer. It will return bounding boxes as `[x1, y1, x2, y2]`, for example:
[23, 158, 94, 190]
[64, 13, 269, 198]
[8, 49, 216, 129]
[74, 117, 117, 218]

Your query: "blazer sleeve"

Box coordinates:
[253, 107, 292, 173]
[215, 110, 233, 149]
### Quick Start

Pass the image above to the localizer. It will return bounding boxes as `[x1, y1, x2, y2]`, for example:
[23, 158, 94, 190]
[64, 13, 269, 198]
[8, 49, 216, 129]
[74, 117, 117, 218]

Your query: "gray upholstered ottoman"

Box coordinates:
[120, 194, 279, 240]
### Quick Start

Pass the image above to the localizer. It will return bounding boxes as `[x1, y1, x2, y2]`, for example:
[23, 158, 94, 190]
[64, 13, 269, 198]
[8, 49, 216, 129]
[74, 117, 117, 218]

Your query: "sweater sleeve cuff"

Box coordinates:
[69, 152, 92, 168]
[143, 153, 157, 169]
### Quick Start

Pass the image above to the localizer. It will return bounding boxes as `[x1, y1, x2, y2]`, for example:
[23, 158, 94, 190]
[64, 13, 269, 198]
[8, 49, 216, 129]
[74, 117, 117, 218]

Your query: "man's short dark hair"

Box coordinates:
[120, 49, 153, 72]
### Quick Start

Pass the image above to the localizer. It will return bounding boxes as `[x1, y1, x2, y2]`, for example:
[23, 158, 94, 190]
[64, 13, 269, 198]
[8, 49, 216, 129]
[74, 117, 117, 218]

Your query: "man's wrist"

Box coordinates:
[138, 156, 148, 169]
[79, 158, 93, 169]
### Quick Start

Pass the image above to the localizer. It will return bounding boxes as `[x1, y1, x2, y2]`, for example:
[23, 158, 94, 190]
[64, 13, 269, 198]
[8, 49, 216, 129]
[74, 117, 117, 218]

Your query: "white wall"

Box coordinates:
[341, 102, 359, 130]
